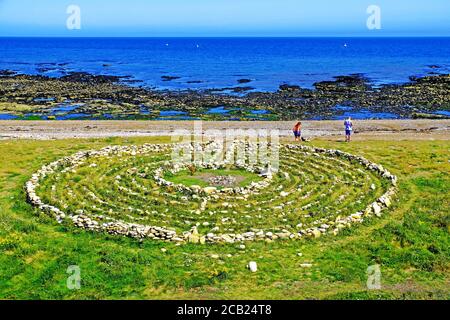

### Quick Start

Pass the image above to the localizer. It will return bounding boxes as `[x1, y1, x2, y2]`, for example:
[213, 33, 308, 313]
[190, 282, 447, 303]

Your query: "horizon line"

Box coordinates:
[1, 35, 449, 38]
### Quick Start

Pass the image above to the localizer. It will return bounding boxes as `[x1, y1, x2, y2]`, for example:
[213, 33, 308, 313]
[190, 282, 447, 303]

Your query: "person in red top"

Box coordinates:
[293, 122, 302, 141]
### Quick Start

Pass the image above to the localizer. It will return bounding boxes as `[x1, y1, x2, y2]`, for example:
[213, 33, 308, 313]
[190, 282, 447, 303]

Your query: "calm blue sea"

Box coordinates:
[0, 37, 450, 92]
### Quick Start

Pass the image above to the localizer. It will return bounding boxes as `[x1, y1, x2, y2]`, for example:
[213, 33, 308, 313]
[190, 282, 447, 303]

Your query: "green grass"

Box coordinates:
[0, 137, 449, 299]
[33, 142, 385, 235]
[0, 102, 36, 113]
[164, 168, 263, 188]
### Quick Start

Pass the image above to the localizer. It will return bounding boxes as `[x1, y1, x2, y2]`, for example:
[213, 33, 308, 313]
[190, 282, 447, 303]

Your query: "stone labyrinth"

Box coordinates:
[26, 142, 397, 244]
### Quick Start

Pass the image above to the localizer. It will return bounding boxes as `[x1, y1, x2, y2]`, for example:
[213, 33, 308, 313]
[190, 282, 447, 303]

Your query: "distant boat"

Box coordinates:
[343, 43, 348, 47]
[196, 44, 200, 48]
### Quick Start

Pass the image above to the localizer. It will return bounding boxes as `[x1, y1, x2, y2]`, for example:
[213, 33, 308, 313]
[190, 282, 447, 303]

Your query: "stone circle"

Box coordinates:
[25, 142, 397, 244]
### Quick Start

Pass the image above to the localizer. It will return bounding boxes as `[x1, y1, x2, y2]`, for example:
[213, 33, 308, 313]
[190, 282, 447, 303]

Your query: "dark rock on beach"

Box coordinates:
[161, 76, 181, 81]
[60, 72, 122, 84]
[187, 80, 203, 84]
[279, 84, 301, 92]
[314, 74, 371, 92]
[206, 86, 255, 93]
[0, 70, 17, 76]
[0, 70, 449, 121]
[232, 86, 255, 93]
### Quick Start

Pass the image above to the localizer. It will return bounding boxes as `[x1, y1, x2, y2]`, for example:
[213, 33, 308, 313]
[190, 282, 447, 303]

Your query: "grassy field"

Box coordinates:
[0, 136, 449, 299]
[165, 168, 263, 188]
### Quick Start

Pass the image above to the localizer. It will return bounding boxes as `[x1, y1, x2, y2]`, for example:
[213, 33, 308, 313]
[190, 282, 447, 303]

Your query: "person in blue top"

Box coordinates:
[344, 117, 353, 142]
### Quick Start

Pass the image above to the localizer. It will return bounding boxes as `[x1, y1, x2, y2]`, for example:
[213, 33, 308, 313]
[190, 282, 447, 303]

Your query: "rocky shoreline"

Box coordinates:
[0, 70, 449, 121]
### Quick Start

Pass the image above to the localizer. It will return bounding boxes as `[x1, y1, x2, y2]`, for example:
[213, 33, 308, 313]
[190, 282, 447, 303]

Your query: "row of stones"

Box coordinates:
[25, 144, 182, 241]
[96, 145, 383, 236]
[137, 146, 389, 240]
[185, 144, 398, 243]
[25, 142, 397, 244]
[153, 160, 273, 196]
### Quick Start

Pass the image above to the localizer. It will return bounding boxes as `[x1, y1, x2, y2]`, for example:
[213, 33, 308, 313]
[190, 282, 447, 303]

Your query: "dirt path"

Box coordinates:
[0, 119, 449, 140]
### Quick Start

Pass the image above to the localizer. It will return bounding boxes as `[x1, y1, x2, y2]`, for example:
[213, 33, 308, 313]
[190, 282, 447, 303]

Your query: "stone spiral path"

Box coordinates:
[25, 142, 397, 244]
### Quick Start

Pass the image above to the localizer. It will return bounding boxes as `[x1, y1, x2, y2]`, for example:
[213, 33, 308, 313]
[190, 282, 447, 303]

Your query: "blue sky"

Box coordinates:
[0, 0, 449, 37]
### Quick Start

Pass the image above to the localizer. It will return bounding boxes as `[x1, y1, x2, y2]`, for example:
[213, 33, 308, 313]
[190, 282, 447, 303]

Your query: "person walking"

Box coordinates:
[293, 122, 302, 141]
[344, 117, 353, 142]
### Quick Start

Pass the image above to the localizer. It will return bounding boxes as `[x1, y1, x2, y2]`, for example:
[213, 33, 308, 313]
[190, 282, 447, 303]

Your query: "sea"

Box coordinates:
[1, 37, 450, 92]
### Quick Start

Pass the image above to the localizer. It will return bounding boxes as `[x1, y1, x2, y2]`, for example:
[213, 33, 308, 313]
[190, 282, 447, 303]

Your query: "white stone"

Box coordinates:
[372, 202, 382, 217]
[248, 261, 258, 272]
[300, 263, 313, 268]
[311, 229, 321, 238]
[203, 187, 217, 194]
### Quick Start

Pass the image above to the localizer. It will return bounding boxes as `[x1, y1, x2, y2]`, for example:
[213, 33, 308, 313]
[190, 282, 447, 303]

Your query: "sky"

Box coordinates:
[0, 0, 449, 37]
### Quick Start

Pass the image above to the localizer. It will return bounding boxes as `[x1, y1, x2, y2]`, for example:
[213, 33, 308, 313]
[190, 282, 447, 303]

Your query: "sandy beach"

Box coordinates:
[1, 119, 449, 141]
